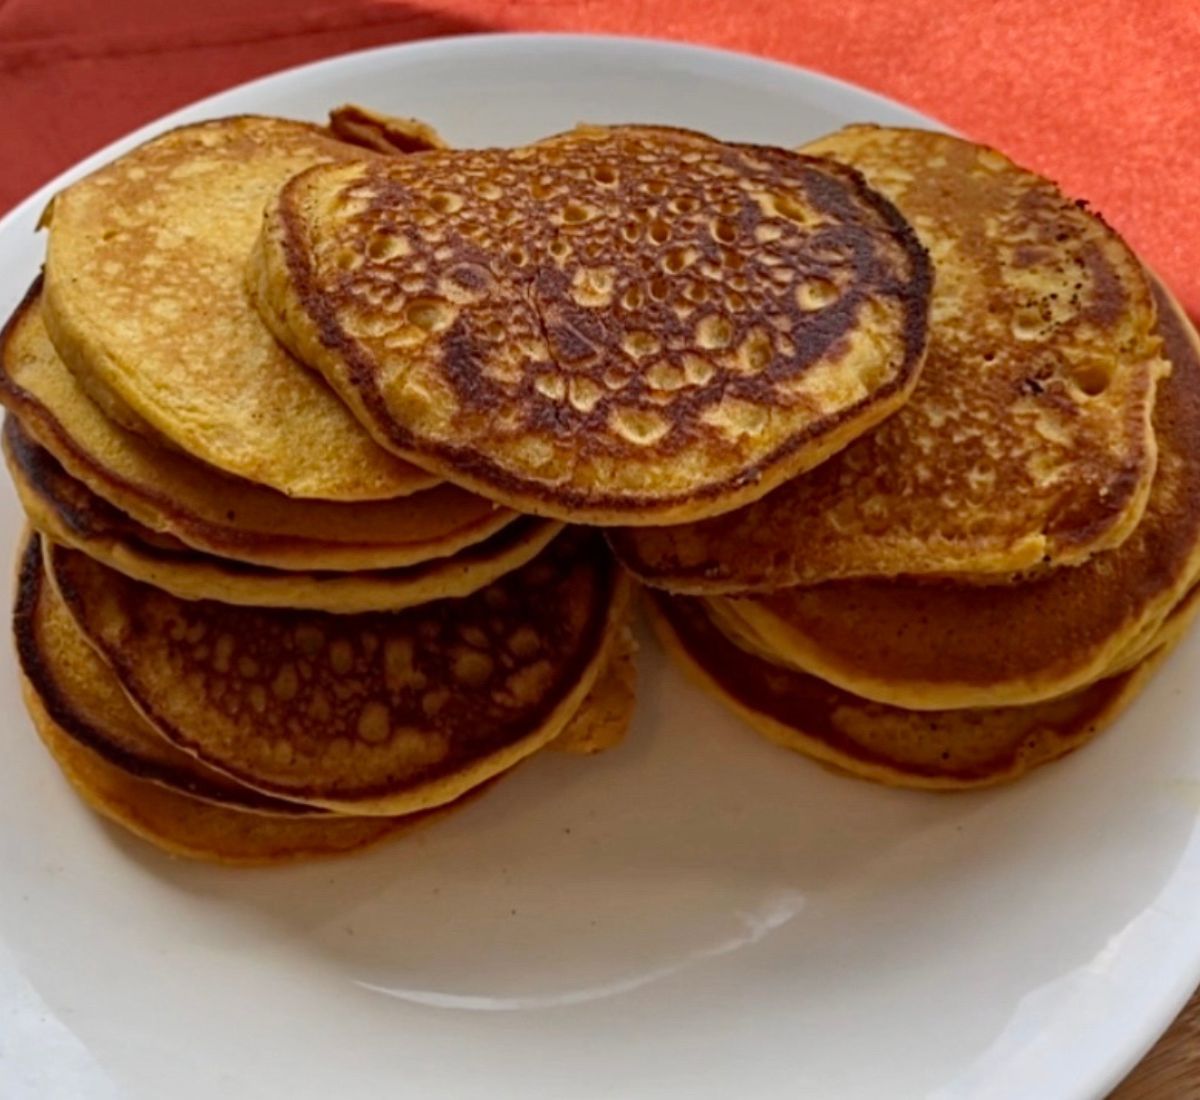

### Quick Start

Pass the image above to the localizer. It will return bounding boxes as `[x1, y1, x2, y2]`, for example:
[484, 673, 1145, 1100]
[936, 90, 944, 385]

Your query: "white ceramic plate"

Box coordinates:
[1, 34, 1196, 1100]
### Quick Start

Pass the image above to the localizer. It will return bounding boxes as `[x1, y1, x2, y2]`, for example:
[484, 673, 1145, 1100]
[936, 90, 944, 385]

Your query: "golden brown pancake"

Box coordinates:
[693, 279, 1200, 711]
[648, 590, 1191, 791]
[40, 114, 436, 501]
[612, 126, 1168, 590]
[0, 286, 518, 571]
[7, 419, 562, 613]
[14, 530, 316, 815]
[48, 530, 631, 814]
[251, 123, 931, 524]
[17, 529, 630, 831]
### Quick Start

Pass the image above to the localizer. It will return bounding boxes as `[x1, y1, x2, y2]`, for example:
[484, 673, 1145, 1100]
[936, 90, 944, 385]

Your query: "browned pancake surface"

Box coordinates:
[30, 703, 416, 865]
[253, 124, 930, 523]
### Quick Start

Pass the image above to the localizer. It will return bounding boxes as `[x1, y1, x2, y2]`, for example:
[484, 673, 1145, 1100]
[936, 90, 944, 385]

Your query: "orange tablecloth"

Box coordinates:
[1, 0, 1197, 318]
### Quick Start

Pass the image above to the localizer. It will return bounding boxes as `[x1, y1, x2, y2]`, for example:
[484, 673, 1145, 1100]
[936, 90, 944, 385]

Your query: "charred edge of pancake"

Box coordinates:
[111, 511, 555, 583]
[5, 415, 150, 545]
[1153, 282, 1198, 405]
[0, 280, 196, 547]
[276, 140, 931, 512]
[8, 420, 557, 581]
[49, 530, 623, 803]
[650, 591, 1133, 784]
[0, 281, 243, 554]
[13, 533, 322, 814]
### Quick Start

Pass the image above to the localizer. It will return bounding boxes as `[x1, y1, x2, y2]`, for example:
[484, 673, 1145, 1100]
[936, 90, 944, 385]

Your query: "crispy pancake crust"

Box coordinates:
[41, 115, 436, 501]
[613, 127, 1168, 588]
[7, 419, 561, 613]
[49, 531, 631, 814]
[648, 591, 1190, 791]
[252, 124, 931, 524]
[0, 285, 516, 571]
[706, 281, 1200, 710]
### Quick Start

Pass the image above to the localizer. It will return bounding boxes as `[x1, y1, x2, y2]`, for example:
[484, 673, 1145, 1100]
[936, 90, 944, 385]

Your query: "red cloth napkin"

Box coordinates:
[1, 0, 1196, 316]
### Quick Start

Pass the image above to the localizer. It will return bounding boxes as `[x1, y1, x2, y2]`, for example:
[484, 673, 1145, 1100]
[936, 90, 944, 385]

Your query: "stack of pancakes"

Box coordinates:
[5, 108, 1193, 863]
[615, 126, 1200, 789]
[2, 111, 640, 864]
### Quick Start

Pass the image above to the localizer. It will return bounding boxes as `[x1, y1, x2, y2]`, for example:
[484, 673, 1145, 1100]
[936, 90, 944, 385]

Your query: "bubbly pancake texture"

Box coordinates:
[613, 126, 1167, 590]
[252, 124, 931, 523]
[49, 531, 630, 814]
[7, 419, 561, 613]
[14, 532, 314, 815]
[41, 115, 436, 501]
[706, 279, 1200, 710]
[649, 592, 1183, 791]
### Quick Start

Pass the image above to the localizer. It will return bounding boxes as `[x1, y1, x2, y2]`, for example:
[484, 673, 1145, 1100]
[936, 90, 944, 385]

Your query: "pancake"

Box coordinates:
[696, 279, 1200, 711]
[48, 530, 632, 814]
[40, 114, 436, 501]
[17, 529, 629, 823]
[251, 123, 932, 524]
[1104, 580, 1200, 676]
[7, 419, 562, 613]
[612, 126, 1168, 590]
[648, 590, 1191, 791]
[0, 286, 517, 571]
[14, 530, 317, 815]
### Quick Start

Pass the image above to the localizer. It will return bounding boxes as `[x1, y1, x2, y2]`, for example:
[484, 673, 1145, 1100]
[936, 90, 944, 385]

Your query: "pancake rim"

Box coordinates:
[647, 591, 1185, 791]
[6, 420, 564, 613]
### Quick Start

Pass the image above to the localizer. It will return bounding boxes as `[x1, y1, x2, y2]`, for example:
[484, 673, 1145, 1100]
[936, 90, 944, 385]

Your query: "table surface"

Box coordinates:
[2, 2, 1198, 1094]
